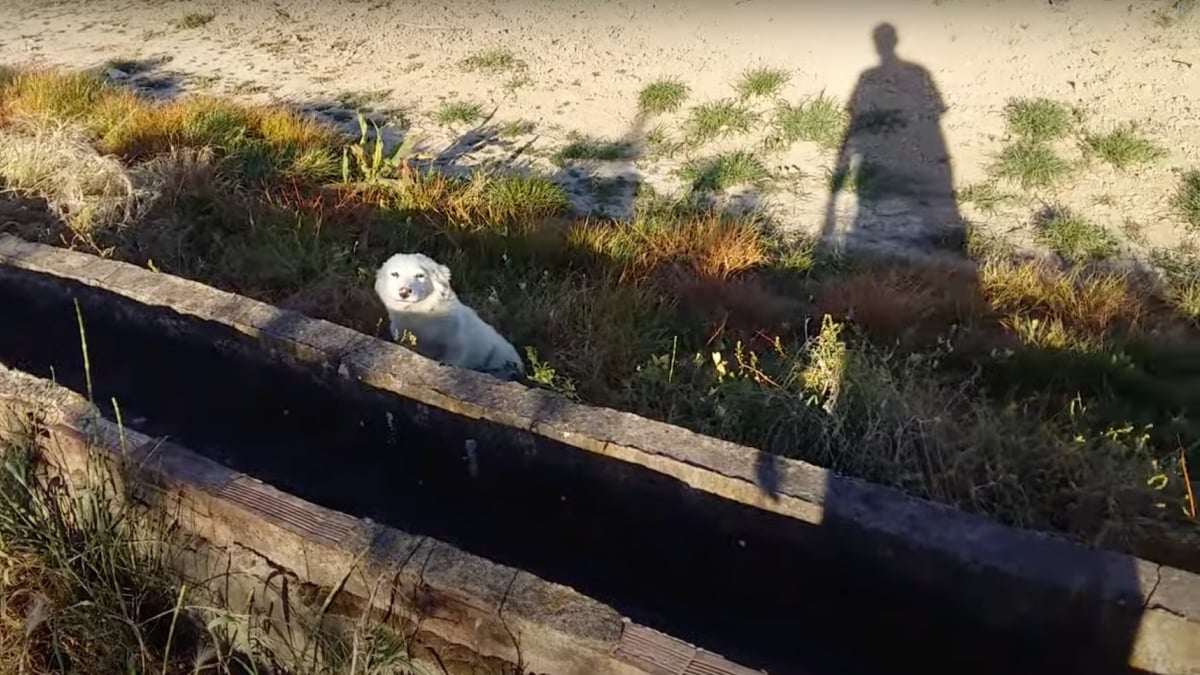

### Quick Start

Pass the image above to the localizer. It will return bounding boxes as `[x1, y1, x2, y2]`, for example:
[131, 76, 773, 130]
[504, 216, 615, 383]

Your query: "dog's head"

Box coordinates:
[374, 253, 454, 310]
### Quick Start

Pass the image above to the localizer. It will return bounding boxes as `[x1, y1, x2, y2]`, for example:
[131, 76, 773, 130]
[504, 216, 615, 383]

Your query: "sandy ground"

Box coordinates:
[1, 0, 1199, 260]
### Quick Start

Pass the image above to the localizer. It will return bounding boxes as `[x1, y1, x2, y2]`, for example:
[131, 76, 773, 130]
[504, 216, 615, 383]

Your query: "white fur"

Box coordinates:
[374, 253, 524, 380]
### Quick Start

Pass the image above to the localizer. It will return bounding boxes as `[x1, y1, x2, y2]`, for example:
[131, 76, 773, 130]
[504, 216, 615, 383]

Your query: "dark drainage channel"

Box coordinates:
[0, 269, 1147, 675]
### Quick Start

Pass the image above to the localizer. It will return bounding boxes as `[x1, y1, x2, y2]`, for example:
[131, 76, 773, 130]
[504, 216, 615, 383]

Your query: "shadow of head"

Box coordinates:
[873, 22, 899, 61]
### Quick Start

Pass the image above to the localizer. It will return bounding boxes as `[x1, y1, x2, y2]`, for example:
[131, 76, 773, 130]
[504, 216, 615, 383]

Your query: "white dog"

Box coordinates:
[374, 252, 524, 380]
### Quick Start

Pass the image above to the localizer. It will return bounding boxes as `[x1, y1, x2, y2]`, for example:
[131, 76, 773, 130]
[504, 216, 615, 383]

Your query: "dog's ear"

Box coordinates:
[424, 259, 455, 302]
[434, 262, 452, 285]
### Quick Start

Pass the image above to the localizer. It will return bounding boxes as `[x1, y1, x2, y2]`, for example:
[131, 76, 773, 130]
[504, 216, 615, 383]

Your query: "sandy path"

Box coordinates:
[2, 0, 1199, 259]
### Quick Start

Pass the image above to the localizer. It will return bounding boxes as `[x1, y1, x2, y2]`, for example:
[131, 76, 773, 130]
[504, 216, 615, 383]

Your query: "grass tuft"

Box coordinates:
[0, 121, 146, 234]
[1083, 123, 1166, 169]
[678, 152, 773, 192]
[1003, 97, 1075, 142]
[1034, 205, 1120, 264]
[435, 100, 484, 125]
[459, 48, 523, 74]
[684, 99, 758, 144]
[554, 133, 636, 165]
[734, 66, 791, 99]
[992, 139, 1072, 189]
[767, 94, 847, 151]
[957, 182, 1015, 215]
[1172, 169, 1200, 229]
[637, 78, 690, 115]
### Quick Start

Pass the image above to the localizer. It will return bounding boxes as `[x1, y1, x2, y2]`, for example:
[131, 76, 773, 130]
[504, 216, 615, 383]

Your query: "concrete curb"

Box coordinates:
[2, 233, 1199, 673]
[0, 361, 763, 675]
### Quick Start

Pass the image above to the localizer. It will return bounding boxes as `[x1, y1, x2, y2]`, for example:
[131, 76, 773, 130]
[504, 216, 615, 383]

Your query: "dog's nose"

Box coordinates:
[397, 287, 412, 299]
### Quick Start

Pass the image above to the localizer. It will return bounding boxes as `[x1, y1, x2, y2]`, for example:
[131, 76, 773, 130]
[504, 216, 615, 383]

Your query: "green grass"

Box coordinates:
[678, 152, 773, 192]
[435, 100, 484, 125]
[1082, 123, 1166, 169]
[767, 94, 847, 150]
[643, 124, 684, 157]
[554, 133, 636, 165]
[684, 99, 758, 144]
[1172, 169, 1200, 229]
[992, 139, 1073, 189]
[0, 416, 441, 675]
[957, 182, 1016, 215]
[1003, 97, 1075, 142]
[637, 78, 690, 115]
[735, 66, 791, 99]
[1151, 247, 1200, 321]
[5, 66, 1200, 572]
[1034, 206, 1120, 263]
[172, 12, 215, 30]
[827, 161, 896, 200]
[459, 48, 523, 74]
[498, 119, 536, 137]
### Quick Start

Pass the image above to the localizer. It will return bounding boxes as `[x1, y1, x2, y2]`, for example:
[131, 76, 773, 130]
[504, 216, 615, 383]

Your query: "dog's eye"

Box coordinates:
[390, 272, 400, 278]
[415, 273, 426, 280]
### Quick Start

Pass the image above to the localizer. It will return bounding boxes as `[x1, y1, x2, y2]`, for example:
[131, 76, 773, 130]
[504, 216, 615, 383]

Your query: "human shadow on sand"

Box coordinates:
[821, 22, 965, 258]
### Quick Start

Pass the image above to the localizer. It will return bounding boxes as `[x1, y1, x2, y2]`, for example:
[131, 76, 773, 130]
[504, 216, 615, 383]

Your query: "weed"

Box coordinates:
[525, 346, 580, 399]
[992, 139, 1072, 189]
[1173, 169, 1200, 229]
[678, 152, 772, 192]
[341, 112, 420, 183]
[498, 119, 536, 137]
[2, 69, 107, 120]
[637, 78, 690, 115]
[1034, 205, 1120, 264]
[957, 182, 1015, 214]
[1082, 123, 1166, 169]
[1151, 247, 1200, 321]
[1003, 97, 1075, 142]
[172, 12, 215, 30]
[827, 161, 895, 200]
[643, 124, 684, 157]
[554, 134, 636, 165]
[735, 66, 791, 99]
[459, 48, 523, 73]
[435, 100, 484, 125]
[766, 94, 847, 151]
[684, 99, 757, 144]
[964, 221, 1016, 260]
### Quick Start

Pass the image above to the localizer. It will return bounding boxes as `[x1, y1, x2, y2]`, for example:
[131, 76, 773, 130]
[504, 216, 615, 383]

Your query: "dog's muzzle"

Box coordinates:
[397, 287, 413, 300]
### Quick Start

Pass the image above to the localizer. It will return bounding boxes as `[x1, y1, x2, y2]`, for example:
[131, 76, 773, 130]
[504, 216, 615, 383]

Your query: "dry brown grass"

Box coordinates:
[1, 69, 341, 182]
[810, 260, 985, 342]
[980, 259, 1149, 336]
[566, 212, 768, 281]
[0, 119, 145, 237]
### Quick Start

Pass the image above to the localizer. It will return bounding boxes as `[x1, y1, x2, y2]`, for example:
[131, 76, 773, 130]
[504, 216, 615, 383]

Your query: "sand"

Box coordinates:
[1, 0, 1198, 260]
